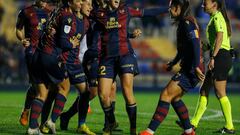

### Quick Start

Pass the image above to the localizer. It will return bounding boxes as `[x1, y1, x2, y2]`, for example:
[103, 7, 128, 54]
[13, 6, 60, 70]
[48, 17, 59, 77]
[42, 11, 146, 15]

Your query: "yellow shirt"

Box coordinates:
[206, 11, 231, 51]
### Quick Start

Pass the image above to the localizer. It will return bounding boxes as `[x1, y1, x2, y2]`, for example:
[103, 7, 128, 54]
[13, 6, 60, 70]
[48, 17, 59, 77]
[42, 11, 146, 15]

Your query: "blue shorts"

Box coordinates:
[98, 53, 139, 79]
[26, 51, 46, 84]
[82, 55, 99, 87]
[172, 70, 199, 92]
[39, 52, 68, 84]
[66, 64, 86, 85]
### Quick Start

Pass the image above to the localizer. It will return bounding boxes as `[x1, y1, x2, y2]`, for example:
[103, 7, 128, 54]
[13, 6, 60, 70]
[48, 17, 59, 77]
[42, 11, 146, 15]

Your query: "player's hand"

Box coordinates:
[133, 29, 142, 38]
[208, 59, 214, 70]
[166, 61, 174, 71]
[48, 27, 56, 36]
[71, 37, 80, 48]
[21, 38, 30, 47]
[195, 67, 205, 82]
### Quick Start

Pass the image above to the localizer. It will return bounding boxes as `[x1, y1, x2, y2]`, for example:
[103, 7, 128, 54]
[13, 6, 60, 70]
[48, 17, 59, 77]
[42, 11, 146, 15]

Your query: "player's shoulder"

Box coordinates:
[183, 16, 199, 30]
[19, 5, 33, 14]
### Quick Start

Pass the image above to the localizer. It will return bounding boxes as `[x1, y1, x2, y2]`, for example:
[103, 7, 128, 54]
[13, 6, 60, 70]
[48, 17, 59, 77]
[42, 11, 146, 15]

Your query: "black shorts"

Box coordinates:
[212, 49, 232, 81]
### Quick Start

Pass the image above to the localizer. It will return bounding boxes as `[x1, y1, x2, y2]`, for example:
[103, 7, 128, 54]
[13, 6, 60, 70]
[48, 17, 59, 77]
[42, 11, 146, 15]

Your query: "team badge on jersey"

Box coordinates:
[68, 18, 72, 24]
[64, 25, 71, 34]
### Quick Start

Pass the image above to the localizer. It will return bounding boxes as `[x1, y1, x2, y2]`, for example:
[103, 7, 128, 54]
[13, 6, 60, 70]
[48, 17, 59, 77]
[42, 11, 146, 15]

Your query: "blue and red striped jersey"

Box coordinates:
[92, 4, 143, 57]
[60, 16, 90, 65]
[92, 3, 168, 58]
[16, 5, 50, 55]
[41, 8, 90, 64]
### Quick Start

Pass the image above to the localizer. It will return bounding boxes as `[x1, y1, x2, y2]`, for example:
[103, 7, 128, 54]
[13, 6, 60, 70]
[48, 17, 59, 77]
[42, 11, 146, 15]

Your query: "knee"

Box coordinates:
[160, 88, 174, 102]
[99, 93, 109, 104]
[214, 90, 226, 99]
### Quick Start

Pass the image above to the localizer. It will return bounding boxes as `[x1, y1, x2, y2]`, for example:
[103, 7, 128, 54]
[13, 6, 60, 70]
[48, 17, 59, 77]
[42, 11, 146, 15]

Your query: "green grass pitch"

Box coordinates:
[0, 91, 239, 135]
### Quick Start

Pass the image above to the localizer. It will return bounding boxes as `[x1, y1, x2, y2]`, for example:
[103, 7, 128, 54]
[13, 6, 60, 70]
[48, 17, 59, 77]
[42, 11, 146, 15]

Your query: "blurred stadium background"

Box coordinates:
[0, 0, 240, 91]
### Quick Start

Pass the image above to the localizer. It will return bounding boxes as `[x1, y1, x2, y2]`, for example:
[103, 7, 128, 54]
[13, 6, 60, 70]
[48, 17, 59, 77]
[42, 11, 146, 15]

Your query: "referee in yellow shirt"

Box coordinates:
[190, 0, 235, 134]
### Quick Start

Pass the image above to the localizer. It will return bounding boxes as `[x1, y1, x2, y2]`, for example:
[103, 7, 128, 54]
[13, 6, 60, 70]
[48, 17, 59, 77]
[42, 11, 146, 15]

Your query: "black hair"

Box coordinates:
[213, 0, 231, 37]
[170, 0, 191, 21]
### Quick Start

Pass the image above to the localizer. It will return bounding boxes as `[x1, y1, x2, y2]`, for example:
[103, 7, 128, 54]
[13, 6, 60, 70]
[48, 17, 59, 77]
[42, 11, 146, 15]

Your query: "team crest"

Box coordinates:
[68, 18, 72, 24]
[64, 25, 71, 34]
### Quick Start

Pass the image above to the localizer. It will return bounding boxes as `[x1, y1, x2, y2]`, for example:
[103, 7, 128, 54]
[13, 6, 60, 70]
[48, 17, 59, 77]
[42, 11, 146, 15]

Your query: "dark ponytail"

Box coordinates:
[170, 0, 191, 21]
[170, 0, 199, 28]
[215, 0, 232, 37]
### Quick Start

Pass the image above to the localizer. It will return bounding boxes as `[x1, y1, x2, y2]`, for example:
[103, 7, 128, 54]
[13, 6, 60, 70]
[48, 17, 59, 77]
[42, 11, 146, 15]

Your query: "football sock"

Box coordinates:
[103, 105, 115, 125]
[219, 96, 234, 129]
[78, 91, 90, 127]
[64, 96, 79, 119]
[41, 91, 56, 125]
[51, 93, 66, 123]
[172, 100, 192, 130]
[29, 98, 44, 129]
[148, 100, 170, 132]
[126, 103, 137, 130]
[191, 96, 207, 127]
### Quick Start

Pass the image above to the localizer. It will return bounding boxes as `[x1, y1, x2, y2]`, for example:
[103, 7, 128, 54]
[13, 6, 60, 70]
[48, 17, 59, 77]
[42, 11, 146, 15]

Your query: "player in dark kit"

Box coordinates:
[26, 0, 87, 134]
[59, 0, 142, 132]
[15, 0, 50, 128]
[139, 0, 205, 135]
[59, 0, 118, 131]
[91, 0, 169, 134]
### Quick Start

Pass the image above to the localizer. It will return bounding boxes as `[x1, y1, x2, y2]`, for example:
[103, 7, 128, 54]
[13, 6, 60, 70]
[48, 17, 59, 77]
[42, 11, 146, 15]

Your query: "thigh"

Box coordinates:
[98, 78, 114, 98]
[160, 80, 183, 102]
[200, 71, 213, 96]
[120, 74, 135, 104]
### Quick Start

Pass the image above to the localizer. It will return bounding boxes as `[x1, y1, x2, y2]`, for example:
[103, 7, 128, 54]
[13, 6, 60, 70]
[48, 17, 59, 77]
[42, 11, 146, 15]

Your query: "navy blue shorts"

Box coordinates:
[82, 55, 99, 87]
[39, 52, 68, 84]
[98, 53, 139, 79]
[172, 70, 199, 92]
[66, 64, 86, 85]
[26, 51, 46, 84]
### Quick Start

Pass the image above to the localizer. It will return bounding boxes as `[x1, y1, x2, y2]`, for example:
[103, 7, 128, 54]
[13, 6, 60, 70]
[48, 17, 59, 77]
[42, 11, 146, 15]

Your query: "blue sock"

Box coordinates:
[126, 103, 137, 130]
[78, 91, 90, 127]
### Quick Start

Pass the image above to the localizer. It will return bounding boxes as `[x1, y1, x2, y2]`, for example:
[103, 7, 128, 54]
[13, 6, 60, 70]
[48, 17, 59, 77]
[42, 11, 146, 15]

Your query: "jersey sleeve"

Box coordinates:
[143, 7, 169, 17]
[128, 7, 143, 17]
[16, 10, 26, 29]
[213, 16, 224, 32]
[184, 21, 201, 68]
[59, 15, 74, 50]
